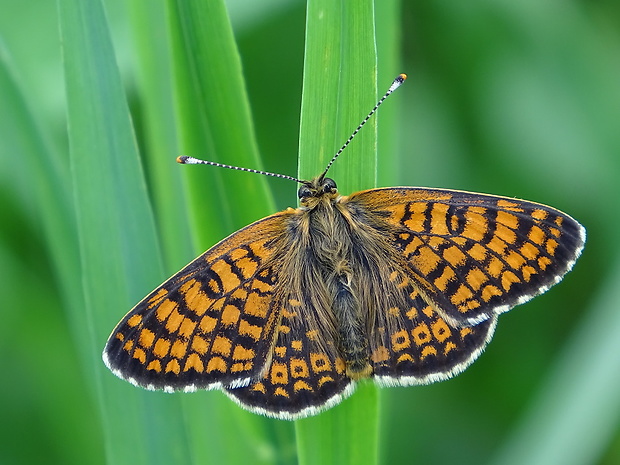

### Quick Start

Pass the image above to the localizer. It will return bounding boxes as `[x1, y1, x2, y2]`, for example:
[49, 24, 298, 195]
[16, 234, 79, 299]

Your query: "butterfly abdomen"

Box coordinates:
[332, 258, 373, 379]
[312, 197, 379, 379]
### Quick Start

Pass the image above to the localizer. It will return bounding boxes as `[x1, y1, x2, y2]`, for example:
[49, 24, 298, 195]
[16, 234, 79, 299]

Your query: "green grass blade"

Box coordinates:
[166, 1, 290, 462]
[58, 1, 191, 463]
[298, 0, 378, 190]
[126, 2, 195, 272]
[295, 1, 380, 464]
[0, 41, 79, 310]
[0, 42, 103, 463]
[166, 0, 275, 252]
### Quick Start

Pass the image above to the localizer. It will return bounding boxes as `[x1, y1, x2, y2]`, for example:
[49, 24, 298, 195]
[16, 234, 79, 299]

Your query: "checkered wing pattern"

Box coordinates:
[103, 211, 291, 392]
[226, 299, 352, 419]
[369, 278, 497, 386]
[351, 187, 586, 328]
[103, 182, 585, 420]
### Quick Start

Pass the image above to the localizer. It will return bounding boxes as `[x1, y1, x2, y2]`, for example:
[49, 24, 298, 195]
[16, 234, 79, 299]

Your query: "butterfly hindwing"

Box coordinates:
[349, 187, 586, 327]
[103, 211, 292, 392]
[369, 280, 497, 386]
[226, 297, 353, 419]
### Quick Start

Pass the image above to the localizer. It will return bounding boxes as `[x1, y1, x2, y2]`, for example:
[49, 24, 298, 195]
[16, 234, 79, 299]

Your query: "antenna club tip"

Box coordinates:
[176, 155, 189, 164]
[388, 73, 407, 93]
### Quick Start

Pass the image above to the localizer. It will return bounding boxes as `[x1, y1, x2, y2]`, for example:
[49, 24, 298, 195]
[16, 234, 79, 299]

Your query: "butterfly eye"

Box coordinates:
[322, 178, 337, 194]
[298, 185, 312, 200]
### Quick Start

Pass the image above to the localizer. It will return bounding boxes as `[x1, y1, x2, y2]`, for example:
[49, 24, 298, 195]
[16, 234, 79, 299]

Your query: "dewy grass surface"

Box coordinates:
[0, 0, 619, 464]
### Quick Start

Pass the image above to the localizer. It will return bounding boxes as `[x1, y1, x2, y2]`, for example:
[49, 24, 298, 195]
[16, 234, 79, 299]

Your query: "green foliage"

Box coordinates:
[0, 0, 618, 464]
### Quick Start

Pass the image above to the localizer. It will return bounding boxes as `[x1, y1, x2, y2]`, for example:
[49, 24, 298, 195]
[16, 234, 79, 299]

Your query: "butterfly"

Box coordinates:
[103, 74, 586, 420]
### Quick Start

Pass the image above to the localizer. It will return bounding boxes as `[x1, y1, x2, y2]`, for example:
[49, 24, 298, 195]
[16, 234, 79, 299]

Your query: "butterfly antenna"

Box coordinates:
[320, 73, 407, 179]
[177, 156, 304, 183]
[178, 74, 406, 184]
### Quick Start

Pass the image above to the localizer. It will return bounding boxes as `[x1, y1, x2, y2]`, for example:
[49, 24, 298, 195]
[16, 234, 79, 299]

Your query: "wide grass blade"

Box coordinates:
[166, 1, 291, 462]
[58, 0, 191, 463]
[167, 0, 275, 251]
[0, 42, 103, 463]
[295, 1, 382, 464]
[126, 2, 195, 272]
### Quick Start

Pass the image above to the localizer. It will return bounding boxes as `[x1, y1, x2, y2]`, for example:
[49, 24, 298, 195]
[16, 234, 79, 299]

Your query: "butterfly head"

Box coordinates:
[298, 176, 339, 208]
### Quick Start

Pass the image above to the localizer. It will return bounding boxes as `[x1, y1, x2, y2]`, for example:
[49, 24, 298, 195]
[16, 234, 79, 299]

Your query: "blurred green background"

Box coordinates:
[1, 0, 619, 464]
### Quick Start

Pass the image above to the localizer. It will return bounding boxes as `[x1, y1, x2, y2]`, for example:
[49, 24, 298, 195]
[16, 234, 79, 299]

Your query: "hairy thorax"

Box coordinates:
[286, 191, 375, 379]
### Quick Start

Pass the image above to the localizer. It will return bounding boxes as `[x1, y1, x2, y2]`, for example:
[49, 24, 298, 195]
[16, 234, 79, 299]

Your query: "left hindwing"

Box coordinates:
[225, 296, 353, 420]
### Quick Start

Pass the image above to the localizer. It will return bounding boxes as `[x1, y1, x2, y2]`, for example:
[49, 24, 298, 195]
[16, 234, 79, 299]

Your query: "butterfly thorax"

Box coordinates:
[289, 176, 373, 379]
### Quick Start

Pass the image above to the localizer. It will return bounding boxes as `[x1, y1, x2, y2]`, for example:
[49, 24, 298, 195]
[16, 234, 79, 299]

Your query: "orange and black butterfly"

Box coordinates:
[103, 75, 585, 419]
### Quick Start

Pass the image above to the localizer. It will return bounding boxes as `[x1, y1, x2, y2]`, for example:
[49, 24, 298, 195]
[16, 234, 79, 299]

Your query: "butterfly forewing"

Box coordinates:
[349, 187, 586, 327]
[103, 211, 292, 392]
